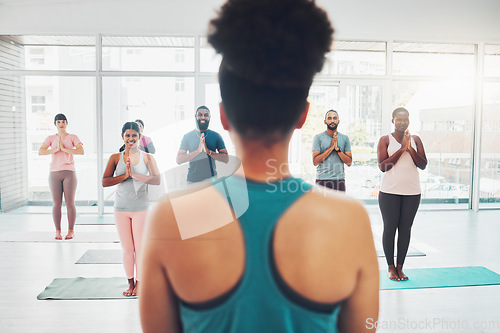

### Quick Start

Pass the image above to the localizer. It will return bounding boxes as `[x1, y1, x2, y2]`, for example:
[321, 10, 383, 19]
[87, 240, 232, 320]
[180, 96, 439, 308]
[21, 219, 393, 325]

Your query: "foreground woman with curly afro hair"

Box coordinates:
[139, 0, 379, 332]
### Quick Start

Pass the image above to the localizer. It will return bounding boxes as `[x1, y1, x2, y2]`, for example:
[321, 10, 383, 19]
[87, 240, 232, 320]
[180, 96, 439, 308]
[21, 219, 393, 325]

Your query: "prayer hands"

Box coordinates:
[330, 132, 338, 150]
[198, 133, 208, 154]
[401, 130, 411, 151]
[54, 135, 63, 153]
[125, 157, 132, 178]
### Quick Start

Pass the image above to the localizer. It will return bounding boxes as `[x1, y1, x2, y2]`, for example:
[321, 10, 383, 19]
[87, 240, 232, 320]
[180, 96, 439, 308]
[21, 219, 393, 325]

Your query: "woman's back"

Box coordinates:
[145, 176, 378, 332]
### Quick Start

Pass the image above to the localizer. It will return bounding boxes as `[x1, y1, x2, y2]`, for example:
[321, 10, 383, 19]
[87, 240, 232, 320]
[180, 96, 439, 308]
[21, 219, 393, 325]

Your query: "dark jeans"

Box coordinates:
[316, 179, 346, 192]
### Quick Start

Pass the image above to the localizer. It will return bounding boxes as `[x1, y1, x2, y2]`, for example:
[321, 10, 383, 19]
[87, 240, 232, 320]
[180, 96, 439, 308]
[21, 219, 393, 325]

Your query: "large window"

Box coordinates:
[0, 34, 497, 212]
[393, 81, 474, 208]
[26, 76, 97, 207]
[102, 36, 195, 72]
[393, 42, 475, 77]
[322, 41, 386, 76]
[479, 82, 500, 207]
[484, 44, 500, 77]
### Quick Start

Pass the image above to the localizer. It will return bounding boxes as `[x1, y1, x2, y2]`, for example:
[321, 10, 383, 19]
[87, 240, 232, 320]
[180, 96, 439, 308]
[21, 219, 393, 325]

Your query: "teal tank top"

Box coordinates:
[179, 176, 342, 333]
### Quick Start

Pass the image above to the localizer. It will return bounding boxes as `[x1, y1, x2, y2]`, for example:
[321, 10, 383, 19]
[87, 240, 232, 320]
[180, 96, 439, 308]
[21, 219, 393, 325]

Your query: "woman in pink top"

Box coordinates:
[39, 114, 84, 240]
[377, 108, 427, 281]
[135, 119, 155, 154]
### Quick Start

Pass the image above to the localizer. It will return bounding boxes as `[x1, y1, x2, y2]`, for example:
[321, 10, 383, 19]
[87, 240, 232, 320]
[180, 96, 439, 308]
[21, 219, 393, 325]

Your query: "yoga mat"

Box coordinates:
[37, 277, 136, 300]
[76, 215, 114, 225]
[380, 266, 500, 290]
[76, 249, 122, 264]
[0, 231, 119, 243]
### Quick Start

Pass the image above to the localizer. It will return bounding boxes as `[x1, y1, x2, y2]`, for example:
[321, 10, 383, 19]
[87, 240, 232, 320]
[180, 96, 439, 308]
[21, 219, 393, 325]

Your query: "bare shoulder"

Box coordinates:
[147, 197, 180, 242]
[274, 187, 375, 302]
[277, 187, 373, 255]
[378, 134, 389, 145]
[109, 153, 121, 162]
[411, 134, 422, 143]
[304, 188, 371, 231]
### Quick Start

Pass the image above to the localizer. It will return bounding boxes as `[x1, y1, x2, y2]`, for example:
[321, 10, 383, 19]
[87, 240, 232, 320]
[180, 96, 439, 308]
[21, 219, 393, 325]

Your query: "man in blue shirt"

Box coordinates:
[312, 110, 352, 191]
[176, 106, 228, 182]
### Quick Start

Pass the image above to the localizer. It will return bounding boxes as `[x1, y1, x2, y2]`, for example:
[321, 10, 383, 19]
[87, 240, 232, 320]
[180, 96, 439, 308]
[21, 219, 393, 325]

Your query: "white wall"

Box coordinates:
[0, 0, 499, 42]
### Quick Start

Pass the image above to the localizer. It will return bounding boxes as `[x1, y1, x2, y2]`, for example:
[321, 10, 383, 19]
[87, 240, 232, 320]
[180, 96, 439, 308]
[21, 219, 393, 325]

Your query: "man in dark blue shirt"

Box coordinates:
[176, 106, 229, 182]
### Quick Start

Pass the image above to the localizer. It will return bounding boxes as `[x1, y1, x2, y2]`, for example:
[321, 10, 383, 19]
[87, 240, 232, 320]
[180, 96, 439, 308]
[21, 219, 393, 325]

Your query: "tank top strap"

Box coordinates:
[235, 178, 312, 287]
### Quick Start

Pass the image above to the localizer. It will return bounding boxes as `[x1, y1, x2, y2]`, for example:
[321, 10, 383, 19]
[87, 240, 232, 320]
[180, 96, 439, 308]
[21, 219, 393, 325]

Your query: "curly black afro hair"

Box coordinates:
[208, 0, 334, 141]
[208, 0, 333, 88]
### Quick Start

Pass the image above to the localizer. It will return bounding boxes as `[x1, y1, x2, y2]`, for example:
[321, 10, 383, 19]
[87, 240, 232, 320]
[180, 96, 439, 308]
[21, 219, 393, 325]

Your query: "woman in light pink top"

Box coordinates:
[377, 108, 427, 281]
[39, 114, 84, 240]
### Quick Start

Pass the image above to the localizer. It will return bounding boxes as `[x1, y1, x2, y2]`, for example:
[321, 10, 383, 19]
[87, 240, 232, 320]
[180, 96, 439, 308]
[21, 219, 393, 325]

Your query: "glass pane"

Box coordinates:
[0, 35, 95, 70]
[203, 83, 233, 155]
[479, 82, 500, 207]
[26, 76, 97, 210]
[102, 76, 195, 205]
[393, 80, 474, 208]
[298, 84, 340, 182]
[322, 41, 386, 75]
[341, 84, 383, 200]
[393, 42, 475, 76]
[484, 44, 500, 77]
[200, 37, 222, 73]
[102, 36, 195, 71]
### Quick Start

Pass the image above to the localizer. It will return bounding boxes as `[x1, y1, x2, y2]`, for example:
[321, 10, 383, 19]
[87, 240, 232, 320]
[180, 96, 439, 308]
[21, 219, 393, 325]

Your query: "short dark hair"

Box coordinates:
[54, 113, 67, 124]
[324, 110, 338, 120]
[392, 107, 409, 119]
[208, 0, 333, 142]
[135, 119, 144, 127]
[195, 106, 210, 114]
[121, 121, 141, 137]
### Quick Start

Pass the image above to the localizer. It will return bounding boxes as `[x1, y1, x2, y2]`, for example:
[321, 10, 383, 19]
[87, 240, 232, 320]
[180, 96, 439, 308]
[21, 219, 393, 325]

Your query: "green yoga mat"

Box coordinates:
[380, 266, 500, 290]
[76, 215, 115, 225]
[76, 249, 122, 264]
[37, 277, 136, 300]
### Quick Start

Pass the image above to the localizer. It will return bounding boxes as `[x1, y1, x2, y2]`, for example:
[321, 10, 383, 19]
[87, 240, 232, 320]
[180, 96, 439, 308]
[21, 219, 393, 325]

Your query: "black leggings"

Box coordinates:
[378, 191, 421, 266]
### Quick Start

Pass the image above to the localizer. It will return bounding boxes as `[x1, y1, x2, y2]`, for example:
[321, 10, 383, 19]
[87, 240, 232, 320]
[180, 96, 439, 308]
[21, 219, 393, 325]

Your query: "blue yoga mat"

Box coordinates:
[380, 266, 500, 290]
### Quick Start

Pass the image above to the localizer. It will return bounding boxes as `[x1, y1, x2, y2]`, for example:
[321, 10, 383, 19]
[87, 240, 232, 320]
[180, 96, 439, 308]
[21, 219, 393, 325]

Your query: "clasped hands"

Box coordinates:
[401, 129, 412, 151]
[51, 135, 65, 153]
[329, 132, 339, 151]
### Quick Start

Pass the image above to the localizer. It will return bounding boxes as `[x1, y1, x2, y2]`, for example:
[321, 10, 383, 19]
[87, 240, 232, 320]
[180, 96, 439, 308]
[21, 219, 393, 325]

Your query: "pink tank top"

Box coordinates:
[379, 133, 421, 195]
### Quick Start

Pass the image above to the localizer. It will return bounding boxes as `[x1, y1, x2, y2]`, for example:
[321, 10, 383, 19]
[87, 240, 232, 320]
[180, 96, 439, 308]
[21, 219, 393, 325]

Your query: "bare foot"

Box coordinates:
[55, 230, 63, 240]
[123, 278, 135, 297]
[132, 281, 139, 297]
[64, 230, 74, 240]
[397, 265, 409, 281]
[388, 265, 400, 281]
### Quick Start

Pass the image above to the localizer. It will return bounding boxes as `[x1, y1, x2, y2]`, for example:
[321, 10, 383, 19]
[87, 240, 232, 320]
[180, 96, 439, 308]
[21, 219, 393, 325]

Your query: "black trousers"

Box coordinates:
[378, 191, 421, 266]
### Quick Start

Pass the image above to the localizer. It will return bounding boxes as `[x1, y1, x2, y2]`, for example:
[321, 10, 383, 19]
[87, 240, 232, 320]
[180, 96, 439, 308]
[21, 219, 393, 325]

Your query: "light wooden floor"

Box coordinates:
[1, 207, 499, 333]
